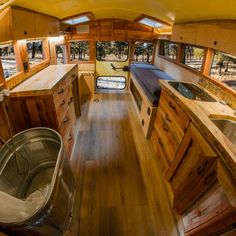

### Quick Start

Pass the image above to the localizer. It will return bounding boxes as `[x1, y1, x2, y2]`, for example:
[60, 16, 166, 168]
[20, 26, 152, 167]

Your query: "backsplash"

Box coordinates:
[199, 78, 236, 109]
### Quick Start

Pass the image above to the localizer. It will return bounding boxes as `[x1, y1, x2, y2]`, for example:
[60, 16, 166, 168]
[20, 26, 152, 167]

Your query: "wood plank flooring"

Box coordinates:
[66, 92, 182, 236]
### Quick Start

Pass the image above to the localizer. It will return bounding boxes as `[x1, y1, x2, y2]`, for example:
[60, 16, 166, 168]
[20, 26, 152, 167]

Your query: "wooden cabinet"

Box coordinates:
[8, 65, 79, 158]
[166, 123, 218, 214]
[0, 6, 59, 42]
[171, 23, 197, 45]
[182, 159, 236, 235]
[151, 89, 190, 172]
[171, 21, 236, 55]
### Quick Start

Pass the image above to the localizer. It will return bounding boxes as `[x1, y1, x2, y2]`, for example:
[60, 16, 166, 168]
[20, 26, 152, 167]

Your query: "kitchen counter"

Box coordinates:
[160, 80, 236, 177]
[10, 64, 77, 97]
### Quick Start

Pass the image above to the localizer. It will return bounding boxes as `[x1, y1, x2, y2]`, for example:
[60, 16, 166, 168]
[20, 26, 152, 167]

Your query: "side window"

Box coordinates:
[182, 45, 205, 72]
[210, 51, 236, 90]
[70, 41, 90, 61]
[96, 41, 129, 61]
[0, 43, 18, 79]
[27, 40, 44, 67]
[159, 41, 179, 61]
[133, 42, 154, 63]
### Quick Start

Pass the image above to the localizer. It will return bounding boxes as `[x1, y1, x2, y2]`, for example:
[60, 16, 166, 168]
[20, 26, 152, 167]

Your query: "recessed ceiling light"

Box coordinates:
[63, 16, 90, 25]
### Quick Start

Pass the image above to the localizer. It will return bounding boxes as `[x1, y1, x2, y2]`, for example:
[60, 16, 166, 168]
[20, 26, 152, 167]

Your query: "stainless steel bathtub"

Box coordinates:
[0, 128, 75, 236]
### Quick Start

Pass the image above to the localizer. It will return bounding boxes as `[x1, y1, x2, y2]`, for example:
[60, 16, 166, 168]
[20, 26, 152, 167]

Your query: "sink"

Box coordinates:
[168, 81, 217, 102]
[209, 116, 236, 145]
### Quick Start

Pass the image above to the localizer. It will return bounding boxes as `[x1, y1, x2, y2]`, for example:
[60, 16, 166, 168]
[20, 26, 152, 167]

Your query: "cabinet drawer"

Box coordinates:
[155, 107, 179, 163]
[59, 110, 72, 138]
[53, 80, 69, 105]
[151, 129, 170, 173]
[159, 90, 190, 142]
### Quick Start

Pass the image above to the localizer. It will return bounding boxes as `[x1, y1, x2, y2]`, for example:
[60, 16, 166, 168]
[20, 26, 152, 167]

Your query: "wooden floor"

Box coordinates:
[66, 91, 182, 236]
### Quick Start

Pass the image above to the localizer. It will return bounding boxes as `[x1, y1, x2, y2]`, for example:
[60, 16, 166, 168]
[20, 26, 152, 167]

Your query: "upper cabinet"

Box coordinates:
[171, 20, 236, 55]
[0, 6, 59, 43]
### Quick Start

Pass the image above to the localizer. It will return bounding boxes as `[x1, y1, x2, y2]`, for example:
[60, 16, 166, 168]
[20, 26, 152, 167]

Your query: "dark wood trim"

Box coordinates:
[134, 14, 172, 27]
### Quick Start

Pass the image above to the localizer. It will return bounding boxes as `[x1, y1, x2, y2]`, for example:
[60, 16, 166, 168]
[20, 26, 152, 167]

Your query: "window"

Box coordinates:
[96, 76, 126, 90]
[70, 41, 90, 61]
[56, 45, 66, 64]
[182, 45, 204, 72]
[210, 51, 236, 87]
[133, 42, 153, 63]
[27, 40, 44, 66]
[0, 43, 17, 79]
[96, 41, 129, 61]
[160, 41, 178, 60]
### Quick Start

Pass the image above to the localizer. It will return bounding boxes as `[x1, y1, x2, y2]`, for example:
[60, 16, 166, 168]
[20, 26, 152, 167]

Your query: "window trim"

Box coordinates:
[158, 40, 179, 62]
[69, 40, 90, 62]
[96, 76, 127, 90]
[26, 39, 48, 69]
[131, 40, 155, 64]
[96, 41, 129, 62]
[181, 43, 207, 73]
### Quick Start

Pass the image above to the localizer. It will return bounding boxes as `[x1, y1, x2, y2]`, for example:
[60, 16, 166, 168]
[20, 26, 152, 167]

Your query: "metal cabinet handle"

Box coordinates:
[71, 74, 76, 78]
[197, 160, 209, 175]
[158, 137, 163, 146]
[63, 116, 69, 124]
[203, 171, 216, 186]
[68, 97, 73, 105]
[165, 114, 172, 122]
[67, 135, 73, 142]
[58, 88, 64, 95]
[162, 123, 169, 132]
[168, 102, 178, 114]
[59, 100, 66, 107]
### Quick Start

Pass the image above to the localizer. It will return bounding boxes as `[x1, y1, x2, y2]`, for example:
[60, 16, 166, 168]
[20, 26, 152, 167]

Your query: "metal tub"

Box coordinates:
[0, 128, 75, 236]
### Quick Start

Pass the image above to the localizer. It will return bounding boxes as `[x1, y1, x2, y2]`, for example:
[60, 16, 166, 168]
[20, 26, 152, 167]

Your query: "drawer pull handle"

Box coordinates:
[165, 114, 172, 122]
[71, 74, 76, 78]
[68, 97, 73, 105]
[60, 100, 66, 107]
[169, 102, 178, 114]
[158, 138, 163, 146]
[58, 88, 64, 95]
[197, 160, 209, 175]
[203, 171, 216, 186]
[63, 116, 69, 124]
[67, 135, 73, 142]
[162, 123, 169, 132]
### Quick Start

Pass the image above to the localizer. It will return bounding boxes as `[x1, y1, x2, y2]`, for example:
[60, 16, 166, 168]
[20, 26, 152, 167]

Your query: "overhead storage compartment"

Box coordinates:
[0, 6, 59, 43]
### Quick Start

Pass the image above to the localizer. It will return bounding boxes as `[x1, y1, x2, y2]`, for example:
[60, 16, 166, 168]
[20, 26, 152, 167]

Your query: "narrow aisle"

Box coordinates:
[68, 92, 181, 236]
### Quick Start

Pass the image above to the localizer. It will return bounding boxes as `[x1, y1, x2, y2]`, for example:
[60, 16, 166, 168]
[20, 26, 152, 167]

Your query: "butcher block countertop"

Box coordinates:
[10, 64, 77, 97]
[160, 80, 236, 178]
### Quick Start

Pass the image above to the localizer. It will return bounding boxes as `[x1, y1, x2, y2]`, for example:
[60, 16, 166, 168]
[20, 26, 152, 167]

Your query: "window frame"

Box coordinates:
[159, 40, 179, 62]
[96, 76, 127, 90]
[26, 39, 47, 68]
[0, 42, 22, 81]
[131, 40, 155, 64]
[181, 44, 206, 73]
[96, 41, 129, 62]
[69, 40, 91, 62]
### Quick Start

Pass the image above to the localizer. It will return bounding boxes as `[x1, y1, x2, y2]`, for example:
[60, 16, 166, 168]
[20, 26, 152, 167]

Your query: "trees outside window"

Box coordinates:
[133, 42, 153, 63]
[96, 41, 128, 61]
[27, 40, 44, 66]
[70, 41, 90, 61]
[0, 43, 17, 79]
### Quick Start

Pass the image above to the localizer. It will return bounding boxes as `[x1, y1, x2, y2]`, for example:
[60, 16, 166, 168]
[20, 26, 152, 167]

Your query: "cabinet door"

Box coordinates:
[11, 8, 36, 40]
[35, 14, 59, 37]
[166, 123, 218, 213]
[171, 23, 197, 45]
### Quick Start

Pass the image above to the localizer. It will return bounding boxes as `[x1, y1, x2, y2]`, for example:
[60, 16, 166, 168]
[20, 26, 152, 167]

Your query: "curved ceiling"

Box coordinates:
[12, 0, 236, 24]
